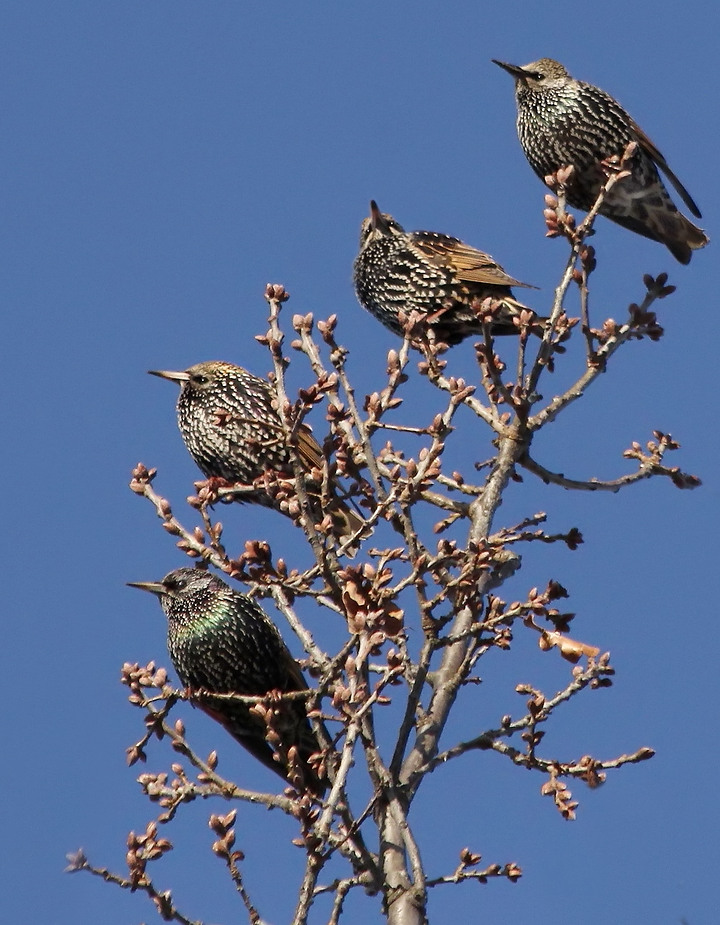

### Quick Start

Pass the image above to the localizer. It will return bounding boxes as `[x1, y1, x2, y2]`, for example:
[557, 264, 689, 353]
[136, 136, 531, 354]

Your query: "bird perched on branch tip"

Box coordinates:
[492, 57, 708, 263]
[149, 361, 363, 548]
[353, 200, 542, 346]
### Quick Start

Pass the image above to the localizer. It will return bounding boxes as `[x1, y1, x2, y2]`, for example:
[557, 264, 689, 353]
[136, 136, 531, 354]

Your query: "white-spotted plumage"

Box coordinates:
[493, 57, 708, 263]
[353, 201, 540, 344]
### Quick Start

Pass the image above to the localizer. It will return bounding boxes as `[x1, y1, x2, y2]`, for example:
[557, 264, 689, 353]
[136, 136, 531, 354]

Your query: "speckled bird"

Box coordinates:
[149, 361, 363, 545]
[492, 57, 708, 264]
[353, 201, 539, 345]
[128, 567, 327, 793]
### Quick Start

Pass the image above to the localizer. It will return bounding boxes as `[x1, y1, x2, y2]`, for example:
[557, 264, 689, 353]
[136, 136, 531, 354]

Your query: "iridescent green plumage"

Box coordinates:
[129, 567, 326, 794]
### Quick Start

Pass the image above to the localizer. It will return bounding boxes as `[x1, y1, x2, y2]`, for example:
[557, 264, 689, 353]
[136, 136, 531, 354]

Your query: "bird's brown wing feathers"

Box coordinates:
[295, 423, 325, 472]
[412, 235, 537, 290]
[219, 413, 324, 474]
[296, 424, 364, 543]
[629, 117, 702, 218]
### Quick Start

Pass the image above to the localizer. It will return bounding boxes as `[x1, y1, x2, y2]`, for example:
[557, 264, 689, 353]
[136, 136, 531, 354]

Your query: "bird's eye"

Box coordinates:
[164, 576, 186, 591]
[192, 375, 209, 385]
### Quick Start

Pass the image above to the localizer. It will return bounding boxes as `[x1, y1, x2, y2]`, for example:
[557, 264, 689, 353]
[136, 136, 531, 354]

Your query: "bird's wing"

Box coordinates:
[412, 234, 537, 289]
[222, 408, 323, 475]
[295, 423, 325, 473]
[276, 645, 310, 693]
[629, 117, 702, 218]
[195, 697, 286, 774]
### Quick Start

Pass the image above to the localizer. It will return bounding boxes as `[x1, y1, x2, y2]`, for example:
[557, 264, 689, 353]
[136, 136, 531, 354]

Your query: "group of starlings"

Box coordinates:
[129, 58, 708, 795]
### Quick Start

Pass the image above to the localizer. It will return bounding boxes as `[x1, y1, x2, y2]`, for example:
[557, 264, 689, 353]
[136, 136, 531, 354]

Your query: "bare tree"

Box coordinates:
[68, 152, 699, 924]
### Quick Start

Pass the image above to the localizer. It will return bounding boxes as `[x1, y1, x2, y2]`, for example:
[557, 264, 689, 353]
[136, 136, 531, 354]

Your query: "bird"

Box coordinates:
[353, 200, 540, 345]
[148, 361, 363, 546]
[128, 567, 328, 794]
[492, 57, 708, 264]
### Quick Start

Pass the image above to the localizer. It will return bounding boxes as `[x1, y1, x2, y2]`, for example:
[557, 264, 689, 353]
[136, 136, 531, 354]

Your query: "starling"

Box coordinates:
[353, 201, 539, 345]
[128, 567, 327, 793]
[492, 57, 708, 264]
[149, 361, 363, 545]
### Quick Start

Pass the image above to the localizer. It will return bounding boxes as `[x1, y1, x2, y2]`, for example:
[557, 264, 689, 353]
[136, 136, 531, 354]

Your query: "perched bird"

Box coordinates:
[149, 361, 363, 545]
[353, 200, 539, 345]
[492, 57, 708, 264]
[128, 567, 327, 793]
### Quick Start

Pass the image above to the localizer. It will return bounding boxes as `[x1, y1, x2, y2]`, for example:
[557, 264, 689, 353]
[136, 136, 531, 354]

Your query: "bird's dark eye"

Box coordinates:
[164, 576, 186, 591]
[191, 375, 209, 385]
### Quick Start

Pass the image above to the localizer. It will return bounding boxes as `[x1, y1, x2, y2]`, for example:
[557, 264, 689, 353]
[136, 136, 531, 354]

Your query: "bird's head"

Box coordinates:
[492, 57, 570, 91]
[148, 361, 236, 394]
[128, 567, 224, 615]
[358, 200, 405, 250]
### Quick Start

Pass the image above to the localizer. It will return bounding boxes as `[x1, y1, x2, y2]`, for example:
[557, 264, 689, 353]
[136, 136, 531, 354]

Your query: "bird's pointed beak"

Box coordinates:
[127, 580, 166, 597]
[369, 200, 390, 233]
[147, 369, 190, 385]
[492, 59, 530, 81]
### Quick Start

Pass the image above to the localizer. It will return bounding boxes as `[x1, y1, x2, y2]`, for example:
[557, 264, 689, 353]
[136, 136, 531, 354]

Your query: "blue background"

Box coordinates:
[3, 3, 717, 923]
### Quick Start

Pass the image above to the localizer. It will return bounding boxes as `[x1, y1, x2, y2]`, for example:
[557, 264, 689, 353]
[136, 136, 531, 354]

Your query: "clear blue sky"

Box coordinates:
[3, 2, 718, 923]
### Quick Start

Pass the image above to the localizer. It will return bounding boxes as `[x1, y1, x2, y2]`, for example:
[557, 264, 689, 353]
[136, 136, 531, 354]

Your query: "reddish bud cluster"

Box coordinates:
[126, 821, 173, 888]
[264, 283, 289, 303]
[541, 772, 578, 821]
[339, 563, 404, 643]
